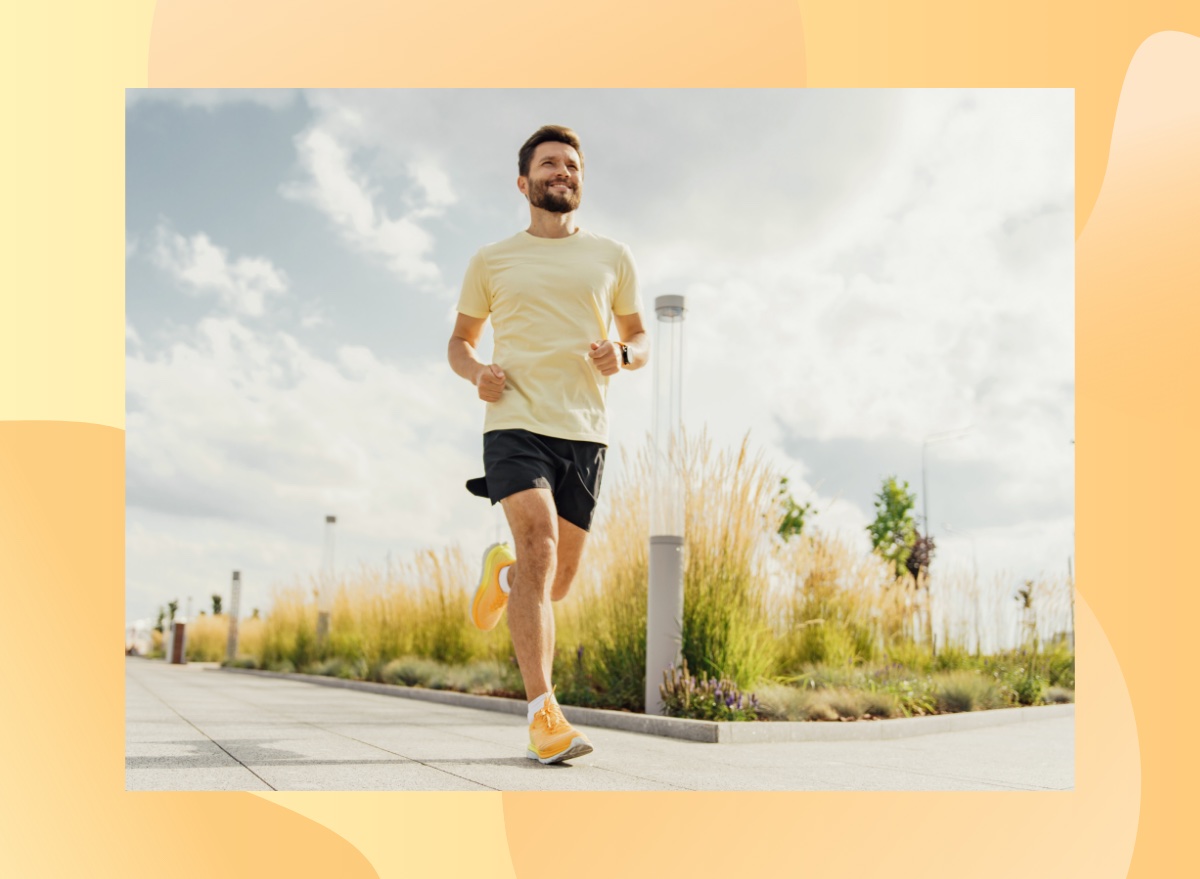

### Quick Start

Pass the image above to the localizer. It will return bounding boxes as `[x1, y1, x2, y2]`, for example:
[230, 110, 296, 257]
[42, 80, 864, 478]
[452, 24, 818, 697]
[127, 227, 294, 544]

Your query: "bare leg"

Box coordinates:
[544, 518, 589, 681]
[500, 489, 558, 701]
[551, 517, 589, 602]
[509, 517, 590, 684]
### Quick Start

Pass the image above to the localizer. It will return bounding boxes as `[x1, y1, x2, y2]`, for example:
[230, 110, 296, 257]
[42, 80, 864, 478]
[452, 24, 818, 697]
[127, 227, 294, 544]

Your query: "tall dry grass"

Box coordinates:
[237, 432, 1074, 711]
[182, 613, 267, 662]
[253, 546, 512, 676]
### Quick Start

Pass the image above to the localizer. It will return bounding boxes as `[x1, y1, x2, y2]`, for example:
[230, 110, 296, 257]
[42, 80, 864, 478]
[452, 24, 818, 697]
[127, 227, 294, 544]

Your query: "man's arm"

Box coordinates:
[587, 311, 650, 376]
[448, 312, 506, 402]
[616, 312, 649, 370]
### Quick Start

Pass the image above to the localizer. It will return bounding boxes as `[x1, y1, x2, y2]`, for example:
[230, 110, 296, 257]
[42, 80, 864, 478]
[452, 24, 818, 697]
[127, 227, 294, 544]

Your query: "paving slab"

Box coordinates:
[126, 657, 1074, 792]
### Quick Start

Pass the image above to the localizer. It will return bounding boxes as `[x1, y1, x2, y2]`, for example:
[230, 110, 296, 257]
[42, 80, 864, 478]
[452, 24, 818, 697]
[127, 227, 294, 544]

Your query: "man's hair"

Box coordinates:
[518, 125, 584, 177]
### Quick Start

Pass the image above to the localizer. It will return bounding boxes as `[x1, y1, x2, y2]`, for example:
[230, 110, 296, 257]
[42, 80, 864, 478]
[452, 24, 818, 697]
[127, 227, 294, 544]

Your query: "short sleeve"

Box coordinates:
[456, 250, 491, 318]
[612, 244, 642, 316]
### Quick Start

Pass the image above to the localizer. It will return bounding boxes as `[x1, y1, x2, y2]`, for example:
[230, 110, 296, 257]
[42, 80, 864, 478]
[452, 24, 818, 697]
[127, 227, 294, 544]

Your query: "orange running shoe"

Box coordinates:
[527, 692, 594, 764]
[471, 542, 515, 631]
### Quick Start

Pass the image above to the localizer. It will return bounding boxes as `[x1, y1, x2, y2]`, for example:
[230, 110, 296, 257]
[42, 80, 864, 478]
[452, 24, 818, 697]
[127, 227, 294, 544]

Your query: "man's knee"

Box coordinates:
[517, 534, 558, 584]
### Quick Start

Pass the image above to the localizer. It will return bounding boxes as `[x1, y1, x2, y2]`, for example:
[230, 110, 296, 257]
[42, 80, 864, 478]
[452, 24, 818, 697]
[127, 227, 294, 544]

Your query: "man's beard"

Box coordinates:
[529, 178, 582, 213]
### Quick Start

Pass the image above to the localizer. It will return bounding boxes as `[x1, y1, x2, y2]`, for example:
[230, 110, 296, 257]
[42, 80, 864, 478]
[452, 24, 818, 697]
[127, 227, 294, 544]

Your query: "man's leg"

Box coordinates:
[551, 517, 588, 602]
[499, 488, 559, 701]
[535, 517, 589, 682]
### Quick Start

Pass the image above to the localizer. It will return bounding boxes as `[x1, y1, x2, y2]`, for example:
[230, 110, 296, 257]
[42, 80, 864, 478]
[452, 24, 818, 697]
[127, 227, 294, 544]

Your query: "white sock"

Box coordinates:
[527, 691, 549, 723]
[500, 564, 514, 594]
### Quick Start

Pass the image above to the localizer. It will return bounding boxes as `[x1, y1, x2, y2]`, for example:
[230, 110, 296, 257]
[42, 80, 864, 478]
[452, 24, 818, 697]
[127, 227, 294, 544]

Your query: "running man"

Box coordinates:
[448, 125, 649, 764]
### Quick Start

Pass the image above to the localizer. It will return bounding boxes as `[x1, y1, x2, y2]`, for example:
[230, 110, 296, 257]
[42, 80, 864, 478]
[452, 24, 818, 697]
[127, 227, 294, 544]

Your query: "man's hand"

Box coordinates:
[475, 363, 506, 402]
[589, 340, 621, 376]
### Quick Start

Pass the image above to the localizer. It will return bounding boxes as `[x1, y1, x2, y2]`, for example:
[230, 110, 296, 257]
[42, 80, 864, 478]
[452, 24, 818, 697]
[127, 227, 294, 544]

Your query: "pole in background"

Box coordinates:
[226, 570, 242, 662]
[645, 294, 687, 716]
[318, 515, 336, 644]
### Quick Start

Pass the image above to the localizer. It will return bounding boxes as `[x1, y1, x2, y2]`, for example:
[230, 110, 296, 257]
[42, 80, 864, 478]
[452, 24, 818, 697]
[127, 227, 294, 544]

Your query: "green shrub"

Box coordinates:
[307, 656, 365, 679]
[1043, 641, 1075, 689]
[933, 644, 974, 672]
[1013, 672, 1047, 706]
[380, 656, 445, 687]
[885, 642, 935, 674]
[660, 660, 759, 721]
[933, 670, 1009, 712]
[861, 690, 900, 718]
[1044, 686, 1074, 704]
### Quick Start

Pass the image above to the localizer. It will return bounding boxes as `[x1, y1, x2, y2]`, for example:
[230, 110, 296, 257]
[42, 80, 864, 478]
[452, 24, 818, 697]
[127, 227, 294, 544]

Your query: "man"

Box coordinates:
[447, 125, 649, 764]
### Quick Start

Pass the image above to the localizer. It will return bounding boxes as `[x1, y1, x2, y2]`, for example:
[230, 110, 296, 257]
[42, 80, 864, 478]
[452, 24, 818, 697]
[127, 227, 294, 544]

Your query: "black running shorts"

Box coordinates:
[465, 429, 607, 532]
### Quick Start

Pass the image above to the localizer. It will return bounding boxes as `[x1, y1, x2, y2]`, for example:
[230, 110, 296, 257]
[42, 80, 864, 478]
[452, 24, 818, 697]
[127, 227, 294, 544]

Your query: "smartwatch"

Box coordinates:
[620, 343, 631, 367]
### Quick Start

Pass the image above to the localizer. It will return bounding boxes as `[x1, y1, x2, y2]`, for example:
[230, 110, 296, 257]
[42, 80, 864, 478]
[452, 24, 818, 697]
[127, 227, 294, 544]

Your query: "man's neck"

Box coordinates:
[526, 209, 578, 239]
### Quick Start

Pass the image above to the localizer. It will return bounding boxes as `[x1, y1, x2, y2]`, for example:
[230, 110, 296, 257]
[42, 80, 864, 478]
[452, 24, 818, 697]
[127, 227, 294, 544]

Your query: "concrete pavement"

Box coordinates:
[125, 657, 1074, 792]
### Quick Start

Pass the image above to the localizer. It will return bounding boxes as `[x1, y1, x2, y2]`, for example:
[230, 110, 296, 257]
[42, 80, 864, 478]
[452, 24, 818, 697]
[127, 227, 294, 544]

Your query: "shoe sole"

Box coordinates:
[471, 542, 509, 631]
[527, 737, 594, 765]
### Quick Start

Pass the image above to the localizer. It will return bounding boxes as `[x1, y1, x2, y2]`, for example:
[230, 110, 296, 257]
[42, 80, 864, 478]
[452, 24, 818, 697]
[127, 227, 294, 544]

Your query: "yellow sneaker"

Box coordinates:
[527, 693, 593, 764]
[471, 542, 515, 631]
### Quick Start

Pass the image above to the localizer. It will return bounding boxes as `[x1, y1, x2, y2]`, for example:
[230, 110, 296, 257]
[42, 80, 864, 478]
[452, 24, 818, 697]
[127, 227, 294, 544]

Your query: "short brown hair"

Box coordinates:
[518, 125, 584, 177]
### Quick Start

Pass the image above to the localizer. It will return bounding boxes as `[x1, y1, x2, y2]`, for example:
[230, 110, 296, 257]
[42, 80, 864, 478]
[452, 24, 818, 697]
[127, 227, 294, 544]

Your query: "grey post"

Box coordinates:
[645, 294, 687, 715]
[226, 570, 241, 662]
[317, 515, 336, 643]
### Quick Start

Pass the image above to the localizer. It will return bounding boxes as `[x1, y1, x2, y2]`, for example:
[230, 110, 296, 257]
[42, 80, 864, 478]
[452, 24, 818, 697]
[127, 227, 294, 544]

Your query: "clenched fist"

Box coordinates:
[589, 340, 621, 376]
[475, 363, 506, 402]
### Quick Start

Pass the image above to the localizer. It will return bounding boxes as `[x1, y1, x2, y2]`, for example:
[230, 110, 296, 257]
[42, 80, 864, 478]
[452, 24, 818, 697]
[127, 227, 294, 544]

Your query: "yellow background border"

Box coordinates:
[4, 1, 1198, 876]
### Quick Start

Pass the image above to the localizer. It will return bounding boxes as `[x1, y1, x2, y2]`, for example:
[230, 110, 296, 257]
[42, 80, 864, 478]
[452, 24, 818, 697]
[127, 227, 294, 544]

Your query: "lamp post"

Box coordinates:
[226, 571, 242, 662]
[318, 515, 336, 644]
[645, 294, 686, 716]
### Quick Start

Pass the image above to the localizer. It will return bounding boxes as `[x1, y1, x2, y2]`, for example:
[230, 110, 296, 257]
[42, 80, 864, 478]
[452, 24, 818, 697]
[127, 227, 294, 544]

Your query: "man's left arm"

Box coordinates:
[615, 312, 649, 370]
[587, 312, 649, 376]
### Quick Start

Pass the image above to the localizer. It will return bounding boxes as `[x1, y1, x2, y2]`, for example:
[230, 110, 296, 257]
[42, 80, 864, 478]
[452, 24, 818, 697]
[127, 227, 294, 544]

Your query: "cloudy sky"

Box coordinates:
[125, 89, 1074, 623]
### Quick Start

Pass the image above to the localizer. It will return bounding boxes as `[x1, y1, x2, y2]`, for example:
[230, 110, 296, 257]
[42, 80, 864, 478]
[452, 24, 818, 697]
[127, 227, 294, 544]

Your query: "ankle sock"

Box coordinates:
[527, 691, 549, 723]
[500, 563, 514, 594]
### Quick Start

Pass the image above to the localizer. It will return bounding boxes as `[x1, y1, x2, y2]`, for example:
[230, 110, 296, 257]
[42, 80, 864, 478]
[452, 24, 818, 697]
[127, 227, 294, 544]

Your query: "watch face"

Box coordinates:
[621, 344, 630, 365]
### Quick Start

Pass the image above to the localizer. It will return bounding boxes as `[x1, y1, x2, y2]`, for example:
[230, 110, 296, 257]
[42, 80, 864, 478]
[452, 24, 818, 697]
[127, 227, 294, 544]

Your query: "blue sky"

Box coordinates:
[125, 88, 1074, 624]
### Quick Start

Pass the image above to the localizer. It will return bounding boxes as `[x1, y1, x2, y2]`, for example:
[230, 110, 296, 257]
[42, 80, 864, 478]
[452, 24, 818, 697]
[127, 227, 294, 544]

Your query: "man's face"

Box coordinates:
[521, 141, 583, 213]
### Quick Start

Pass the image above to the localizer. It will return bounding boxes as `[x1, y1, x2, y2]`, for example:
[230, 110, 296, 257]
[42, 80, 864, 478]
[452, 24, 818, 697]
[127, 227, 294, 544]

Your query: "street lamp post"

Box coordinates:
[318, 515, 336, 644]
[645, 294, 686, 716]
[226, 570, 242, 662]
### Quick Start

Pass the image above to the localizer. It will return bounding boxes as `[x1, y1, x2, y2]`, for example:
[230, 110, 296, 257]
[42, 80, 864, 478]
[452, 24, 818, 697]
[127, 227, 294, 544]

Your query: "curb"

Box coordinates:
[212, 666, 1074, 744]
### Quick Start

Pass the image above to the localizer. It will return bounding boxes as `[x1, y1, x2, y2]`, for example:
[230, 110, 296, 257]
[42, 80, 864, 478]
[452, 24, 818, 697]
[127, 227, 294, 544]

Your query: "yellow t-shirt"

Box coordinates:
[457, 229, 642, 444]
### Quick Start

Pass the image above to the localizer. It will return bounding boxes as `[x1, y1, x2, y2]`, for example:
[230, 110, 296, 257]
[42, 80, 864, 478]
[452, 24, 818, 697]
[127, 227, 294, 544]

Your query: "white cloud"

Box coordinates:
[282, 125, 452, 290]
[604, 90, 1074, 569]
[125, 314, 494, 619]
[152, 222, 288, 316]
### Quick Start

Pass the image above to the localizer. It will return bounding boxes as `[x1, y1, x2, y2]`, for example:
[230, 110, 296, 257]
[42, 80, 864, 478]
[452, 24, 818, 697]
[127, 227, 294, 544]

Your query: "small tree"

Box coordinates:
[776, 477, 813, 542]
[154, 607, 165, 634]
[867, 475, 918, 579]
[211, 593, 223, 616]
[166, 599, 179, 623]
[906, 532, 937, 581]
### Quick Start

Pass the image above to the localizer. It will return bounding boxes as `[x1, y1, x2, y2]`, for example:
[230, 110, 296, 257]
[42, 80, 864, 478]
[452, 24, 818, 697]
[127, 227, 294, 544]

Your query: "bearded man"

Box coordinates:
[448, 124, 649, 764]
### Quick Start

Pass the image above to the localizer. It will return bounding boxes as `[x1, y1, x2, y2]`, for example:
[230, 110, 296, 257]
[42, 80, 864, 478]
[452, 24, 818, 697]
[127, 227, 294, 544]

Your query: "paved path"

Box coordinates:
[126, 658, 1074, 792]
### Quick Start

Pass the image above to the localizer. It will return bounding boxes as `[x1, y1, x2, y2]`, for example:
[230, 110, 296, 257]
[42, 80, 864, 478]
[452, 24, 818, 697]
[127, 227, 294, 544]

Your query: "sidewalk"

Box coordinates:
[125, 657, 1075, 792]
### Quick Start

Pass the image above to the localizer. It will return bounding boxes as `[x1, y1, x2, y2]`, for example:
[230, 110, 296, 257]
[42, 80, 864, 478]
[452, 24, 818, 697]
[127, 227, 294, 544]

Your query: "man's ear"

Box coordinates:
[516, 176, 529, 200]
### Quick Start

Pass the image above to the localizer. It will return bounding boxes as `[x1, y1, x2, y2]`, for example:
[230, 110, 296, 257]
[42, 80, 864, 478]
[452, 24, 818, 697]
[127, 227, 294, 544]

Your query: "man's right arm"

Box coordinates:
[448, 312, 506, 402]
